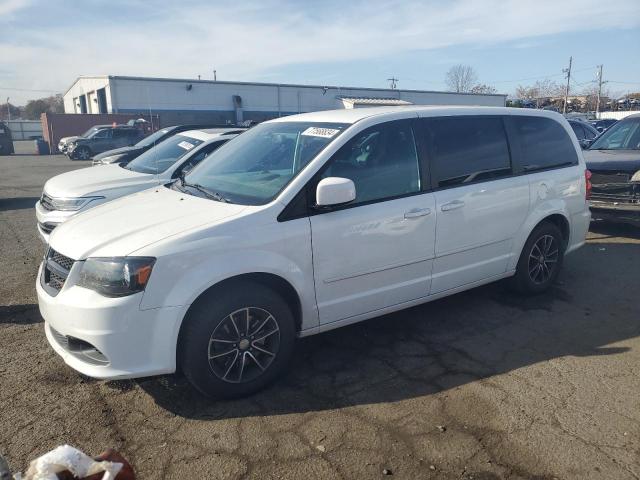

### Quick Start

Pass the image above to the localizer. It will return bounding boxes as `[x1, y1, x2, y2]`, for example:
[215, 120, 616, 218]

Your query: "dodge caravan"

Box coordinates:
[37, 107, 591, 398]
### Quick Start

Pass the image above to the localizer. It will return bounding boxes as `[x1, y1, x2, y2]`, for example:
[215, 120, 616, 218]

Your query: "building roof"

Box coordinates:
[65, 75, 507, 98]
[339, 96, 413, 107]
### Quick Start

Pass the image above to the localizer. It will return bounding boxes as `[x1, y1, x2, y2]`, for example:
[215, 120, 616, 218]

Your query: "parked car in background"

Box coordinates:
[36, 128, 242, 242]
[590, 118, 617, 133]
[584, 113, 640, 227]
[67, 125, 146, 160]
[58, 125, 111, 154]
[567, 119, 600, 149]
[0, 122, 14, 155]
[92, 124, 244, 166]
[36, 107, 590, 399]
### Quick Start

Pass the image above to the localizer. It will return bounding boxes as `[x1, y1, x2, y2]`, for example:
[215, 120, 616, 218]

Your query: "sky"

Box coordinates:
[0, 0, 639, 105]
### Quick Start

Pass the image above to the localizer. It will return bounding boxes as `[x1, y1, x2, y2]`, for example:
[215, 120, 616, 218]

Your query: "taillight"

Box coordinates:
[585, 169, 592, 200]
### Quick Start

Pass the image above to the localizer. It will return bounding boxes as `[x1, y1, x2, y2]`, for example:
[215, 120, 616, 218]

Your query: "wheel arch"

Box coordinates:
[538, 213, 570, 249]
[510, 210, 572, 271]
[175, 272, 303, 373]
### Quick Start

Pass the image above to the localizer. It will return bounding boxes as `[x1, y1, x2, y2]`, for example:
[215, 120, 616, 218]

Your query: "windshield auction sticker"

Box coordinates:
[301, 127, 340, 138]
[178, 141, 195, 150]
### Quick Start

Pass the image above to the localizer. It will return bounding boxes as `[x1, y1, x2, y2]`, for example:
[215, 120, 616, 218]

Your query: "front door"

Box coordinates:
[420, 115, 530, 294]
[310, 119, 437, 325]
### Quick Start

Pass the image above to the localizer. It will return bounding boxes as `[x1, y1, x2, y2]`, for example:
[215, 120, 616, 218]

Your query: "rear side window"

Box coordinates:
[570, 122, 585, 140]
[513, 116, 579, 170]
[424, 116, 511, 188]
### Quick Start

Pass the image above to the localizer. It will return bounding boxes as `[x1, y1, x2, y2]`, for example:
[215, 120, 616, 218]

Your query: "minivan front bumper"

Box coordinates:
[36, 262, 186, 379]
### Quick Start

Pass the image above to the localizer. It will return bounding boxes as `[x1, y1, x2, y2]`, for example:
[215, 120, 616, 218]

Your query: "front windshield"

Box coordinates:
[182, 121, 348, 205]
[136, 128, 171, 148]
[81, 126, 104, 138]
[126, 134, 204, 174]
[590, 118, 640, 150]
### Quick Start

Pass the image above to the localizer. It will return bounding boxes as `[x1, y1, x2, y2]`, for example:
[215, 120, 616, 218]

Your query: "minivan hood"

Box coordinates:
[44, 164, 152, 198]
[49, 186, 247, 259]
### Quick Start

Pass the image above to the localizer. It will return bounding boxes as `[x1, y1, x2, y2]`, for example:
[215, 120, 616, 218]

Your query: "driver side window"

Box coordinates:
[176, 140, 227, 176]
[94, 129, 111, 139]
[318, 120, 421, 206]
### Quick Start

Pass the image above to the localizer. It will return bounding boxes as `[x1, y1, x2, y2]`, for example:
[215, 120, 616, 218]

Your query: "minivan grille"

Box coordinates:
[41, 248, 75, 296]
[38, 222, 57, 234]
[40, 193, 55, 211]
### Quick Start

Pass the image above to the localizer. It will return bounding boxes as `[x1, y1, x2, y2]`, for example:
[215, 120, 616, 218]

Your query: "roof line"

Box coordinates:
[64, 75, 506, 98]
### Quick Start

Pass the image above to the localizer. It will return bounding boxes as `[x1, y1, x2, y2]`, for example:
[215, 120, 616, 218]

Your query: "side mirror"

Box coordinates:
[316, 177, 356, 207]
[579, 139, 592, 150]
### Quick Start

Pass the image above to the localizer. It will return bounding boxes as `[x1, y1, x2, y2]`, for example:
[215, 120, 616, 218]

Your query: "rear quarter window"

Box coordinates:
[423, 116, 512, 188]
[513, 116, 579, 171]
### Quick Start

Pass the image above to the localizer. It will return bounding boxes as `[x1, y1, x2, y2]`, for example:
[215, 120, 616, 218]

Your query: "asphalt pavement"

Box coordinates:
[1, 146, 639, 479]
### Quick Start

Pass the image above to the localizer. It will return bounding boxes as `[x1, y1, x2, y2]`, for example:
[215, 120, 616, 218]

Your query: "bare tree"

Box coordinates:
[515, 79, 564, 107]
[445, 65, 478, 93]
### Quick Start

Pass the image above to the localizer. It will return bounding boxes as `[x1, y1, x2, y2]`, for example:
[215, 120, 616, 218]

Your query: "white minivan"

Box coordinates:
[36, 107, 591, 398]
[35, 128, 241, 242]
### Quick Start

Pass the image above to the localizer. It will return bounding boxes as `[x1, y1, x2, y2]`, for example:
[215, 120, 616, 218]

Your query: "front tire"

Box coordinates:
[511, 222, 565, 295]
[179, 282, 296, 399]
[72, 146, 91, 160]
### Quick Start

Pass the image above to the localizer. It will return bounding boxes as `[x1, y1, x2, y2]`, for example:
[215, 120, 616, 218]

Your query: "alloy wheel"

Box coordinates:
[208, 307, 280, 384]
[77, 148, 90, 160]
[528, 234, 558, 285]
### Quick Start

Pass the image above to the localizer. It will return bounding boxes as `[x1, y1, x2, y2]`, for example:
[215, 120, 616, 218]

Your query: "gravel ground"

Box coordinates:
[1, 146, 639, 479]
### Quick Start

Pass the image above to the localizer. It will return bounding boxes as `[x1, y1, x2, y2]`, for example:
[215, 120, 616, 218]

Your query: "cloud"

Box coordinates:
[1, 0, 639, 103]
[0, 0, 30, 16]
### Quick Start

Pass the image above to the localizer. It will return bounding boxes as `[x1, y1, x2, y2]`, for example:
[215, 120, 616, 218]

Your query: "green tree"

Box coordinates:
[0, 103, 22, 121]
[23, 94, 64, 120]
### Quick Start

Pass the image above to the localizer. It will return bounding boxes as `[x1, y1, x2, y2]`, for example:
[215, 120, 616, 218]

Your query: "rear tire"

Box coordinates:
[510, 222, 565, 295]
[179, 282, 296, 399]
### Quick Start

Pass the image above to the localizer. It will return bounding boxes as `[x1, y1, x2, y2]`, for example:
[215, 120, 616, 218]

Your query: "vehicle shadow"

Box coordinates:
[589, 220, 640, 240]
[137, 238, 640, 420]
[0, 304, 41, 325]
[0, 197, 39, 212]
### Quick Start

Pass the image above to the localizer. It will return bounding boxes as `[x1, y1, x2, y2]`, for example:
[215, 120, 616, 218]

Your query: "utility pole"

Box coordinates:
[387, 77, 398, 89]
[6, 97, 10, 121]
[595, 64, 607, 117]
[562, 56, 572, 114]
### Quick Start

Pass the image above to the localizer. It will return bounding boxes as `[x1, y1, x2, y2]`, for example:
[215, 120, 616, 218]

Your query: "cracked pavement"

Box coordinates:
[1, 147, 639, 479]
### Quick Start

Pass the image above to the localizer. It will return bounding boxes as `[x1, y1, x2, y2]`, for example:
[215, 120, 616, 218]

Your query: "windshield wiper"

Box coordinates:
[181, 178, 232, 203]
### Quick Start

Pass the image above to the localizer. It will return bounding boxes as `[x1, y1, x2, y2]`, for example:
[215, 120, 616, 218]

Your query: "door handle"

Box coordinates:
[404, 207, 431, 219]
[441, 200, 465, 212]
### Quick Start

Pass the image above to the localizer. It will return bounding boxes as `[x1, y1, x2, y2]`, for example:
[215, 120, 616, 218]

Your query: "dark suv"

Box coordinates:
[92, 124, 237, 166]
[67, 126, 146, 160]
[0, 122, 14, 155]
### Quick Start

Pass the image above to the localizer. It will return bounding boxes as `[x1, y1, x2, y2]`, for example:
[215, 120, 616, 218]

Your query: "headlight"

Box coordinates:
[78, 257, 156, 297]
[99, 154, 126, 164]
[631, 170, 640, 183]
[44, 196, 104, 211]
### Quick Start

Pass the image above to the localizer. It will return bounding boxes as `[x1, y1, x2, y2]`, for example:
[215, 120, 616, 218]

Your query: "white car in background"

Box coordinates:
[36, 128, 242, 242]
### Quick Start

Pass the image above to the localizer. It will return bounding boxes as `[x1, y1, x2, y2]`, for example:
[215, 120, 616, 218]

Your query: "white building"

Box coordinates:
[63, 75, 506, 125]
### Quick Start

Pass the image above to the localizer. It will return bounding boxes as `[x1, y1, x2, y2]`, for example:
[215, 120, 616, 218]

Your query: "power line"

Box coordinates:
[0, 86, 61, 93]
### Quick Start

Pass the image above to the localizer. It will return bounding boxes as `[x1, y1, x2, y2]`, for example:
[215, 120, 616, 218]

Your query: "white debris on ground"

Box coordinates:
[14, 445, 122, 480]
